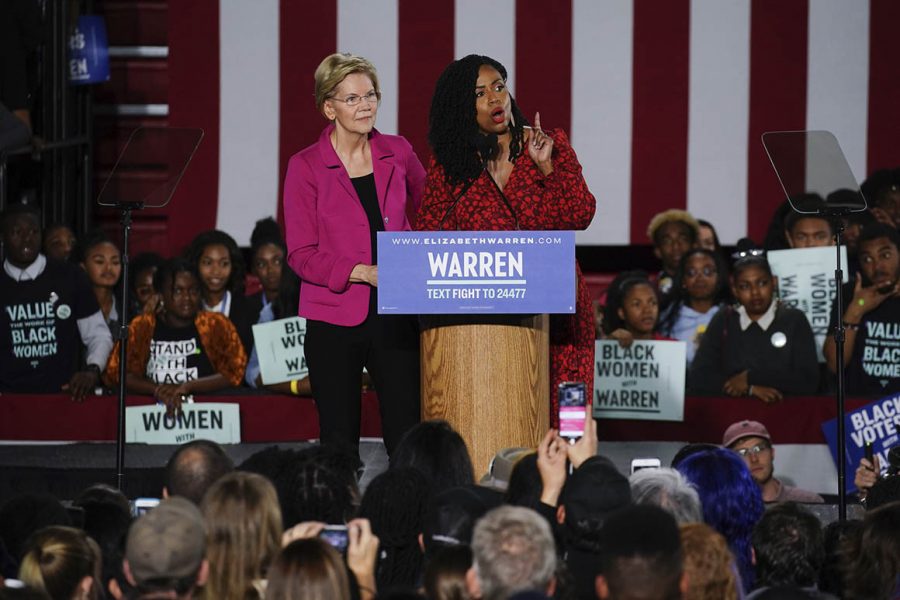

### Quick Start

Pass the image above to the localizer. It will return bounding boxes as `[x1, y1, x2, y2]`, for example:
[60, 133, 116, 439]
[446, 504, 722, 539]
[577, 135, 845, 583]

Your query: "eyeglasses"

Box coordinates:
[734, 444, 770, 457]
[686, 267, 717, 278]
[329, 91, 380, 107]
[732, 248, 765, 260]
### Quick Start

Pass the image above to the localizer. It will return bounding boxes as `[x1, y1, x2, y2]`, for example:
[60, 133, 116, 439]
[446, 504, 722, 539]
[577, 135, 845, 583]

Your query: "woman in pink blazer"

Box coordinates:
[284, 53, 425, 456]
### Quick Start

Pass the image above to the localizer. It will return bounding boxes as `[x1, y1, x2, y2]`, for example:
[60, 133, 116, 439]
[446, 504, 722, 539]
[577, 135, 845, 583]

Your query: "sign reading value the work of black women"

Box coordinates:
[377, 231, 575, 314]
[593, 340, 686, 421]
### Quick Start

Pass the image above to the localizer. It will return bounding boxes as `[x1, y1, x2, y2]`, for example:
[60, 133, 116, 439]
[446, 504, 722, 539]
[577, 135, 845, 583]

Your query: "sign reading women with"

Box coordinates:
[593, 340, 686, 421]
[769, 246, 848, 361]
[822, 393, 900, 493]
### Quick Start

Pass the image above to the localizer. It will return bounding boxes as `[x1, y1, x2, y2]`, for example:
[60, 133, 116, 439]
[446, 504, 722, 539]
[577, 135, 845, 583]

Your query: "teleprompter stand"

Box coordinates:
[95, 127, 203, 491]
[763, 130, 868, 521]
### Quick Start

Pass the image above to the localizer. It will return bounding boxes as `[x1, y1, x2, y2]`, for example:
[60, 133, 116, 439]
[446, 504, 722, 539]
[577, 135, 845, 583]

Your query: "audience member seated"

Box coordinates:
[839, 501, 900, 600]
[747, 503, 830, 600]
[629, 467, 702, 524]
[679, 522, 739, 600]
[784, 212, 833, 249]
[275, 445, 361, 528]
[862, 167, 900, 230]
[556, 456, 631, 600]
[763, 200, 794, 252]
[818, 519, 862, 599]
[841, 210, 875, 279]
[467, 506, 557, 600]
[77, 231, 122, 336]
[722, 420, 824, 504]
[420, 485, 500, 562]
[595, 505, 686, 600]
[390, 420, 475, 495]
[602, 271, 667, 347]
[275, 519, 380, 600]
[72, 484, 132, 596]
[243, 218, 309, 395]
[423, 545, 472, 600]
[184, 229, 260, 354]
[18, 526, 101, 600]
[646, 209, 700, 297]
[266, 538, 352, 600]
[123, 498, 209, 600]
[0, 494, 71, 568]
[864, 473, 900, 510]
[658, 248, 730, 365]
[104, 258, 247, 415]
[0, 204, 113, 398]
[359, 468, 430, 595]
[162, 439, 234, 505]
[696, 218, 721, 253]
[823, 223, 900, 396]
[689, 249, 819, 401]
[200, 471, 282, 600]
[127, 252, 163, 320]
[676, 447, 763, 592]
[41, 224, 75, 263]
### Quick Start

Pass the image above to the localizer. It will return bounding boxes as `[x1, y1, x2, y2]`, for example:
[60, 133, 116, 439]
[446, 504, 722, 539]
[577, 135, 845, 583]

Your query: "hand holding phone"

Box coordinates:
[319, 525, 349, 554]
[558, 382, 587, 441]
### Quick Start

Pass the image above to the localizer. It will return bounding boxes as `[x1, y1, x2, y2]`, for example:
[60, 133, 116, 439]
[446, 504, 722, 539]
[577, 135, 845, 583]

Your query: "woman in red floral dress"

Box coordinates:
[416, 54, 597, 419]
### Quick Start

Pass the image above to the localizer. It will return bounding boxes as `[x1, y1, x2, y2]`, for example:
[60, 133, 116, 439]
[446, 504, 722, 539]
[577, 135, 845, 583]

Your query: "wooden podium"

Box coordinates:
[420, 314, 550, 476]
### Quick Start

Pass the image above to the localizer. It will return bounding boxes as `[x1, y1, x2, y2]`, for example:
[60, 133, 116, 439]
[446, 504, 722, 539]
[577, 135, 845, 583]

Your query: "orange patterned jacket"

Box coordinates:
[105, 312, 248, 387]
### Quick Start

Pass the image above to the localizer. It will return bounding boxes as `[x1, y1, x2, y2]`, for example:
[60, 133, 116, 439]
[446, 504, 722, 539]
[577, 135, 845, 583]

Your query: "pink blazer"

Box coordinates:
[284, 125, 425, 326]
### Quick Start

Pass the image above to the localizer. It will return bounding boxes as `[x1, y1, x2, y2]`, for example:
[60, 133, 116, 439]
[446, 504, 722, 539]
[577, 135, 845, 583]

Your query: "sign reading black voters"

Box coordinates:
[593, 340, 686, 421]
[252, 317, 308, 385]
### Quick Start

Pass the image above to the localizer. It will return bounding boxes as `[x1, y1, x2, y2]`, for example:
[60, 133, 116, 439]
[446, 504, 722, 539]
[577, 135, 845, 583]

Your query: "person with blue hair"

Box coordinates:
[675, 446, 764, 593]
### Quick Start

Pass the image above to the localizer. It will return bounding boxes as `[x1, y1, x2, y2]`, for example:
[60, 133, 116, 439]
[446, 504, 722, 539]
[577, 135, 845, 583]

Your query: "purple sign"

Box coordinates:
[377, 231, 576, 314]
[822, 393, 900, 493]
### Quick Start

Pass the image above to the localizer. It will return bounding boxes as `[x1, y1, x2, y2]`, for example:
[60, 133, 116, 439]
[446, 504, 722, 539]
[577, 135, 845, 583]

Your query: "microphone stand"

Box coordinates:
[826, 212, 849, 521]
[113, 201, 142, 491]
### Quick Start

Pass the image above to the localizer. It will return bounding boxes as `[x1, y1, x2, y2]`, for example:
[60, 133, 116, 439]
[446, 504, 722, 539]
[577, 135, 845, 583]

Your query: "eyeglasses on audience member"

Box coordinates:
[734, 443, 771, 457]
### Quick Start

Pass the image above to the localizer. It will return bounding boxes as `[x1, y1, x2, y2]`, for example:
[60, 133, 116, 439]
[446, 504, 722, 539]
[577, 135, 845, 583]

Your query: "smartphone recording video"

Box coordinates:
[319, 525, 349, 554]
[558, 382, 587, 441]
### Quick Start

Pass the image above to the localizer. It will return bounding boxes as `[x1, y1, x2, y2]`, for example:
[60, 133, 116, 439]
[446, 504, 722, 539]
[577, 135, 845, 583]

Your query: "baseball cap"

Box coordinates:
[125, 497, 206, 585]
[560, 456, 632, 527]
[422, 484, 503, 554]
[722, 420, 771, 449]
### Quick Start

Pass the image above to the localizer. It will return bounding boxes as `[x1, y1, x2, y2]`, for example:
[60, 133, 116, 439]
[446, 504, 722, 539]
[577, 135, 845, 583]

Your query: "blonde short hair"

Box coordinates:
[314, 53, 380, 113]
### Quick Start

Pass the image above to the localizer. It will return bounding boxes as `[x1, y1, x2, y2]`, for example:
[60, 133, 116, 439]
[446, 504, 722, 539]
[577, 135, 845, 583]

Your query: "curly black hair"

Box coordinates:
[428, 54, 529, 186]
[183, 229, 246, 295]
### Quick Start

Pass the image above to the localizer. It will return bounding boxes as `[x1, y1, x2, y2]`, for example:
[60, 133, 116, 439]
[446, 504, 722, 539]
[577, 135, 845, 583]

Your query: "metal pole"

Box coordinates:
[832, 220, 847, 521]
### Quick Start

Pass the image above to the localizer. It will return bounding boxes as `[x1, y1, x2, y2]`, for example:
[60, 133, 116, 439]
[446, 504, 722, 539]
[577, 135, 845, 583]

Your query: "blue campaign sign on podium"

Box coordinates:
[377, 231, 575, 314]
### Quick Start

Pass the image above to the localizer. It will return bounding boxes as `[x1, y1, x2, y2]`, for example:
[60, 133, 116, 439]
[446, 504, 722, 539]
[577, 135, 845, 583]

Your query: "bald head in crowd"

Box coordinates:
[163, 440, 234, 505]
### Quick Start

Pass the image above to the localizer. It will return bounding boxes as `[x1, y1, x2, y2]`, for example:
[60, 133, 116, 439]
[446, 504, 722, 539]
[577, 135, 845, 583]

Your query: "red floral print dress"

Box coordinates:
[416, 128, 597, 421]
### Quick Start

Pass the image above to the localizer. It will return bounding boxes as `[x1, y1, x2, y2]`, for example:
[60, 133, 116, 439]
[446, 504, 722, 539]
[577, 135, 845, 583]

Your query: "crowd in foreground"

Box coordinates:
[0, 416, 899, 600]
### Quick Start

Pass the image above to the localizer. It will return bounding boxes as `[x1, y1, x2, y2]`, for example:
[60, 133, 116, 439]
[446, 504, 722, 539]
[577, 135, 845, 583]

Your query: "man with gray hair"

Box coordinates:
[467, 505, 557, 600]
[629, 467, 703, 524]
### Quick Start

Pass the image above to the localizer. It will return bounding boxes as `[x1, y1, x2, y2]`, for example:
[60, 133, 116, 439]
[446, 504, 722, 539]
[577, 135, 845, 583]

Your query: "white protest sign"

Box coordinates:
[126, 403, 241, 444]
[252, 316, 308, 385]
[769, 246, 848, 362]
[593, 340, 686, 421]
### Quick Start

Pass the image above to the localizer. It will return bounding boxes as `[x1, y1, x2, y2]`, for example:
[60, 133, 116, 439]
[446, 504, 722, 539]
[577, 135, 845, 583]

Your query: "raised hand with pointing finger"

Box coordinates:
[526, 112, 554, 175]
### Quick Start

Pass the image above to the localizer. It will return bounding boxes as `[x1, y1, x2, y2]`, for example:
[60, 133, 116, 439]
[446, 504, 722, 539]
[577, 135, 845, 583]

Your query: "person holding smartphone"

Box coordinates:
[280, 519, 380, 600]
[824, 223, 900, 396]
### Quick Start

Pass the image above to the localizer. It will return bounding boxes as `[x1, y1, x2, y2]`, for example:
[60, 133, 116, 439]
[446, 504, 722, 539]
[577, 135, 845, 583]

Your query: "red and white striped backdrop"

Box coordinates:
[165, 0, 900, 249]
